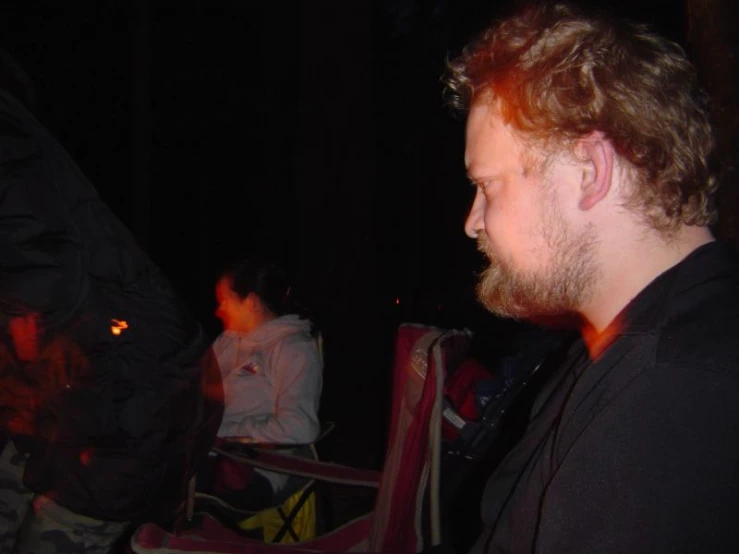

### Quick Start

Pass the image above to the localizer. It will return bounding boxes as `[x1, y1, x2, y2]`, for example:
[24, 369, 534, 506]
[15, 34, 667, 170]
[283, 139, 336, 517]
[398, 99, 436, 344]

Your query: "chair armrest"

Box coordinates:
[212, 445, 381, 488]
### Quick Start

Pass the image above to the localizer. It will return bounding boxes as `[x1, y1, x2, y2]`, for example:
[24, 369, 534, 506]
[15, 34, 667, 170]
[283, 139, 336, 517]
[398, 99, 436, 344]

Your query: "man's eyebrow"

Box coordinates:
[466, 171, 502, 185]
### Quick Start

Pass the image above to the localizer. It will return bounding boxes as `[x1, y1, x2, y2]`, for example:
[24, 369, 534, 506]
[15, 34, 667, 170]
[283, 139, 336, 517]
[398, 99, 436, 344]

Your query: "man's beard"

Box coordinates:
[475, 211, 598, 321]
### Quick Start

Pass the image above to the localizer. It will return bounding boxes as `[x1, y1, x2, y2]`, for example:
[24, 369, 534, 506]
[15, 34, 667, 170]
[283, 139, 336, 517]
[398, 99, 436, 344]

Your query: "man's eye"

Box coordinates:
[469, 177, 496, 196]
[477, 181, 492, 194]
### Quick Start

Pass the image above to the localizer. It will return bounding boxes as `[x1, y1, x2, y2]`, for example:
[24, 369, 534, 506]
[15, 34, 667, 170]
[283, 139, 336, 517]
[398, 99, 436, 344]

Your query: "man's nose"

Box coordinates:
[464, 194, 484, 238]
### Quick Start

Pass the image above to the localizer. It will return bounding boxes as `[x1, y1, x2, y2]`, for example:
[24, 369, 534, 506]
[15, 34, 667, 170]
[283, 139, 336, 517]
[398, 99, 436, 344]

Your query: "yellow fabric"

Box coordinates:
[238, 487, 316, 543]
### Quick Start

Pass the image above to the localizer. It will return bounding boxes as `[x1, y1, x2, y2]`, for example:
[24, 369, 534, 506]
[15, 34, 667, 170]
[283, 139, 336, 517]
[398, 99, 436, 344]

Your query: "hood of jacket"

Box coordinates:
[223, 314, 314, 350]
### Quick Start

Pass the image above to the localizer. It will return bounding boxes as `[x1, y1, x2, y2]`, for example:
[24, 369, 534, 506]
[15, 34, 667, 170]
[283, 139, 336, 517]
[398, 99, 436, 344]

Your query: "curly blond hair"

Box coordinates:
[444, 2, 716, 233]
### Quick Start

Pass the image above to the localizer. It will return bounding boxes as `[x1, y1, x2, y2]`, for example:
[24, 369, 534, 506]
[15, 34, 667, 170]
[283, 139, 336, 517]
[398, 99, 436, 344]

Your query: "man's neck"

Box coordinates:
[580, 224, 714, 348]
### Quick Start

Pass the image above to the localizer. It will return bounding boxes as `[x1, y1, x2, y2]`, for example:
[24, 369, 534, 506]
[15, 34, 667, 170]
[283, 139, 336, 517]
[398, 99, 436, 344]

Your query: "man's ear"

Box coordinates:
[577, 132, 615, 211]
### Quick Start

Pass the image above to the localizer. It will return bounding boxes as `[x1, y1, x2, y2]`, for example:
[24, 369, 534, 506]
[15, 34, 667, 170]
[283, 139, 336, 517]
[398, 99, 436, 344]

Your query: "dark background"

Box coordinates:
[0, 0, 734, 484]
[2, 0, 737, 549]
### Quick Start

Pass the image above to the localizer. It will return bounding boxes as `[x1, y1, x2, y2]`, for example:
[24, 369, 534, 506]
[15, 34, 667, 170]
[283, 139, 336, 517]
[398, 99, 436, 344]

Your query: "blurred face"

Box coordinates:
[215, 277, 255, 333]
[464, 100, 597, 320]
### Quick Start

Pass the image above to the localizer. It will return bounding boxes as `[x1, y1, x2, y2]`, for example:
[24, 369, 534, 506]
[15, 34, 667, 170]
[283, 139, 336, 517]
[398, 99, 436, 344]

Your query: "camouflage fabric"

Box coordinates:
[0, 440, 32, 553]
[0, 441, 129, 553]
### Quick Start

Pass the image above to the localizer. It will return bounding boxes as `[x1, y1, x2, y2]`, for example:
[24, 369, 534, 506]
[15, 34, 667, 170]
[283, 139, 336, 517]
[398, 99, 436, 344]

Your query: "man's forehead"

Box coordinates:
[465, 99, 523, 169]
[466, 97, 499, 127]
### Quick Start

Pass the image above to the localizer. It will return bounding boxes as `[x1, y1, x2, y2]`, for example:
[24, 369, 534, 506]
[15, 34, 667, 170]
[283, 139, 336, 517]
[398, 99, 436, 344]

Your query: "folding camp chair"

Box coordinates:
[187, 428, 335, 544]
[130, 323, 473, 554]
[179, 331, 333, 544]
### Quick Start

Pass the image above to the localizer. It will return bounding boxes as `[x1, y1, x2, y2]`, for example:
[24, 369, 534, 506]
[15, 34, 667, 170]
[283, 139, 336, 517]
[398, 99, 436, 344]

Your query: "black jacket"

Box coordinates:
[473, 241, 739, 553]
[0, 90, 223, 523]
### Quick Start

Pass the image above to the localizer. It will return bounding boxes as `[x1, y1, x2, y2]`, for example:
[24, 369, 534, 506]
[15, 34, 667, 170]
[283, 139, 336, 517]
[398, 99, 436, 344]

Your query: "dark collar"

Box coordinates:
[605, 240, 738, 338]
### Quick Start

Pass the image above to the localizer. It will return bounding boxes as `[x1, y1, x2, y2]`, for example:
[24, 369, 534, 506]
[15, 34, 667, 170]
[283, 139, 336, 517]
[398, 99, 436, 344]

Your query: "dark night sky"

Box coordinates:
[0, 0, 687, 324]
[0, 0, 691, 467]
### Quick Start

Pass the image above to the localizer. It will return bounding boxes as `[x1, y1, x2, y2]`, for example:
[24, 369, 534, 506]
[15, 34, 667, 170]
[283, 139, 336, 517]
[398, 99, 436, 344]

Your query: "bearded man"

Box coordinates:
[445, 3, 739, 553]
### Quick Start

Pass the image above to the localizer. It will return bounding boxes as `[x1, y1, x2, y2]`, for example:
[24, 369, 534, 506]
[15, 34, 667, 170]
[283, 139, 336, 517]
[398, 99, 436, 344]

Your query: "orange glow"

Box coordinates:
[111, 319, 129, 335]
[583, 312, 626, 361]
[9, 313, 40, 361]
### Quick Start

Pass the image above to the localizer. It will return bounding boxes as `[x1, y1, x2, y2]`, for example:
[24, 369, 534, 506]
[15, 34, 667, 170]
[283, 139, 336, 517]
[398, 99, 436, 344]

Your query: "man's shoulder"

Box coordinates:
[656, 269, 739, 374]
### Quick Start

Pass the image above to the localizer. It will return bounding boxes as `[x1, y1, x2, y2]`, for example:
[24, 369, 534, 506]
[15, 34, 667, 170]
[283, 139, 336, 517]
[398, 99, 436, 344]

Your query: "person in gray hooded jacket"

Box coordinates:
[209, 257, 322, 503]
